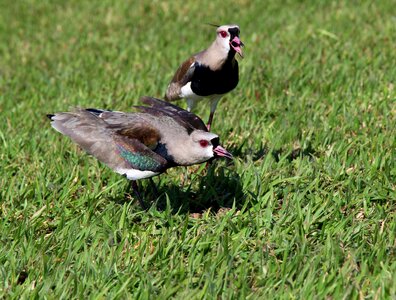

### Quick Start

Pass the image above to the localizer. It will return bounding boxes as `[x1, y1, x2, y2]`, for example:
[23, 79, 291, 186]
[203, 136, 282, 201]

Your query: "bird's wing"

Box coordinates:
[48, 109, 168, 172]
[165, 56, 197, 101]
[137, 96, 208, 133]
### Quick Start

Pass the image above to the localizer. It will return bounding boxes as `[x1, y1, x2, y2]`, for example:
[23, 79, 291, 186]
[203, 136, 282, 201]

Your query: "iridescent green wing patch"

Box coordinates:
[116, 145, 162, 171]
[114, 136, 167, 172]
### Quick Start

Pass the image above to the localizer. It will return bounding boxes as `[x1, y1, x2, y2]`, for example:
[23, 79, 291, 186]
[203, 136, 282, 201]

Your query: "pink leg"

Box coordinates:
[206, 111, 215, 131]
[207, 97, 220, 131]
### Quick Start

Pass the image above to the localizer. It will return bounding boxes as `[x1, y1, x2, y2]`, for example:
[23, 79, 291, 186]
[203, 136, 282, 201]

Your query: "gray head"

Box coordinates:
[165, 129, 232, 166]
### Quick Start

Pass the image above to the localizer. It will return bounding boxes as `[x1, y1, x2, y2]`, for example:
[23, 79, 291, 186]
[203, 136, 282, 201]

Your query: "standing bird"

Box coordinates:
[165, 24, 244, 131]
[47, 97, 232, 209]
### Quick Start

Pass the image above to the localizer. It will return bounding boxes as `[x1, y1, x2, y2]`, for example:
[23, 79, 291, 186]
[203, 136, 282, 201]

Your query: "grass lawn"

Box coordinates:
[1, 0, 395, 298]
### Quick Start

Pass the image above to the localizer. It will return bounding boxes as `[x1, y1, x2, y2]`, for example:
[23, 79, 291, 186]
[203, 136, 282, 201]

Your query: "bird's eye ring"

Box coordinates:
[199, 140, 209, 147]
[219, 30, 227, 38]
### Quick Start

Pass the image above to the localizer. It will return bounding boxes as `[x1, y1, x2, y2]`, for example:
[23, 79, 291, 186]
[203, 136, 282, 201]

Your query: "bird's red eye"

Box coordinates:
[219, 30, 227, 38]
[199, 140, 209, 147]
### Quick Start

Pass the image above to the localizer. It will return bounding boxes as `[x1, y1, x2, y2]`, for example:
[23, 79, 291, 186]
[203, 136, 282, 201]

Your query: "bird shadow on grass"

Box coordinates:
[110, 165, 246, 214]
[159, 166, 245, 214]
[229, 141, 317, 162]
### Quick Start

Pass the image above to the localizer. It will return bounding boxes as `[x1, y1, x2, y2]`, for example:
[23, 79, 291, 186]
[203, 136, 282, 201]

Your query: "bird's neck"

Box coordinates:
[201, 41, 236, 71]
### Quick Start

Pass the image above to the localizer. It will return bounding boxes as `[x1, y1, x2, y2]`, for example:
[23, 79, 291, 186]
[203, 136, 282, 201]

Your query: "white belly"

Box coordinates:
[116, 168, 159, 180]
[180, 82, 224, 112]
[180, 82, 202, 100]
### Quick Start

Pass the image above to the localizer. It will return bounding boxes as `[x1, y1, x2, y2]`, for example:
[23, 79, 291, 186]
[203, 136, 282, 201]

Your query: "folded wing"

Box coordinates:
[48, 109, 168, 173]
[137, 96, 207, 133]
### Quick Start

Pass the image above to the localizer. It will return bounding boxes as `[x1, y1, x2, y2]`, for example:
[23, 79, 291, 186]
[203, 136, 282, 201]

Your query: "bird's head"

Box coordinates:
[215, 24, 244, 58]
[171, 130, 232, 166]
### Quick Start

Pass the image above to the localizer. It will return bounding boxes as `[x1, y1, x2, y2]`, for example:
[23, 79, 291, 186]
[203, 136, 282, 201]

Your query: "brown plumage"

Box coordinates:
[166, 57, 196, 101]
[117, 125, 160, 150]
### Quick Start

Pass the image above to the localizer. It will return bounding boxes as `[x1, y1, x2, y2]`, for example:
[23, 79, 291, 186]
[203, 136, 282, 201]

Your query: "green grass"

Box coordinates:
[1, 0, 395, 298]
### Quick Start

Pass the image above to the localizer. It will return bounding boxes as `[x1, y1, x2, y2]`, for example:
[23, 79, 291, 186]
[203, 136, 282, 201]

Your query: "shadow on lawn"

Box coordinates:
[109, 141, 316, 213]
[230, 141, 317, 162]
[112, 165, 245, 214]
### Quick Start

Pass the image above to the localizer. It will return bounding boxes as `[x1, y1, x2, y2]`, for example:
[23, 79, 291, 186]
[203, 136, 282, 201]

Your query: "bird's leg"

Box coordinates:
[149, 177, 159, 197]
[207, 97, 221, 131]
[186, 98, 197, 112]
[206, 113, 214, 132]
[131, 180, 148, 210]
[205, 97, 222, 169]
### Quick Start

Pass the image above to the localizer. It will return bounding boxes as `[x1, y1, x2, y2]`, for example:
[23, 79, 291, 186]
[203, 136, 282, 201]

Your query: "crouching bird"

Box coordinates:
[47, 96, 232, 209]
[165, 24, 244, 131]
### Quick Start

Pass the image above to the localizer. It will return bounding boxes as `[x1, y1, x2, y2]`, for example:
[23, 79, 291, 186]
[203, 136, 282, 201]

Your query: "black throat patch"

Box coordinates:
[155, 142, 176, 167]
[228, 27, 240, 39]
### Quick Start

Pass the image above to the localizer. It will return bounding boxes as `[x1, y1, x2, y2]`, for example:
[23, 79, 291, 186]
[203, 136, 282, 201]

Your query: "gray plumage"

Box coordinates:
[47, 97, 232, 207]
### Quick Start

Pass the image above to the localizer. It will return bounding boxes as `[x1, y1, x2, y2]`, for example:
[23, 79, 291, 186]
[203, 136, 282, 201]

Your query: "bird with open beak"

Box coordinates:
[165, 24, 244, 131]
[47, 97, 232, 209]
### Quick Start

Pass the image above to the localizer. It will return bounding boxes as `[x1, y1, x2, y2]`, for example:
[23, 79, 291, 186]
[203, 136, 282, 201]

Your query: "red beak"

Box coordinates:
[230, 36, 244, 58]
[213, 145, 233, 159]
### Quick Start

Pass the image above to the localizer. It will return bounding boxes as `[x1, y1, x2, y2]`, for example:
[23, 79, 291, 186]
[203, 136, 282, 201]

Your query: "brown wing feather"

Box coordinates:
[165, 56, 196, 101]
[117, 125, 160, 150]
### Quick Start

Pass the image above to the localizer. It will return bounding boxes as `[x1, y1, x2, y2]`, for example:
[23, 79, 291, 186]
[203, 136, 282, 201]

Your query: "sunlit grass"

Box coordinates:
[1, 0, 395, 298]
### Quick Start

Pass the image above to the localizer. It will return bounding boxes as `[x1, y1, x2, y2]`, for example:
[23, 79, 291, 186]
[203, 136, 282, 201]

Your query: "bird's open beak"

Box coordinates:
[213, 145, 233, 159]
[230, 36, 244, 58]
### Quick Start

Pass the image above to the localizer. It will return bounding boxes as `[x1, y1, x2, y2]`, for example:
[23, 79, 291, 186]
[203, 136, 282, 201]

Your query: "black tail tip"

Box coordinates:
[47, 114, 55, 120]
[86, 108, 105, 115]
